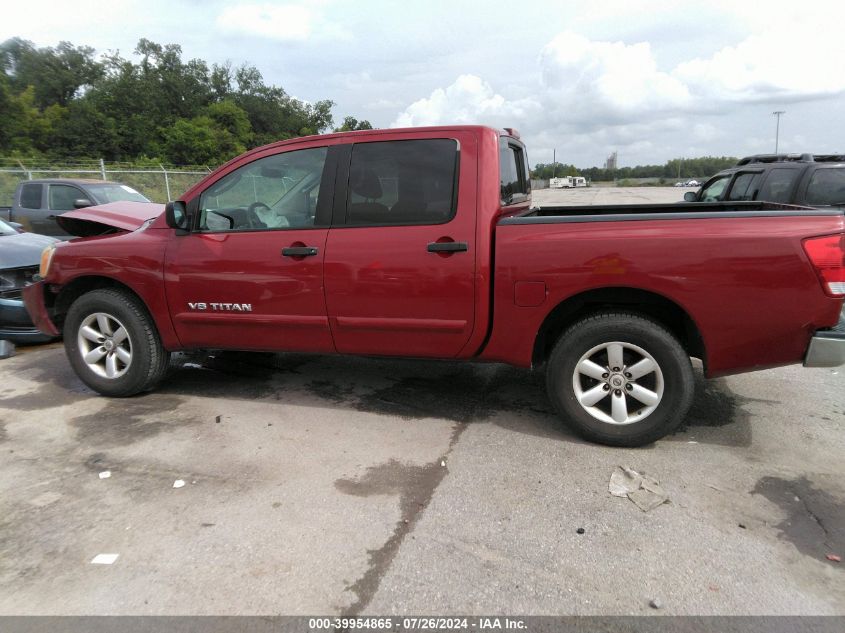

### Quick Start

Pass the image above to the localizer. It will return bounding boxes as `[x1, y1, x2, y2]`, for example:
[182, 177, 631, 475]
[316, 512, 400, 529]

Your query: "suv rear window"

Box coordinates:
[19, 184, 42, 209]
[346, 139, 458, 226]
[805, 168, 845, 206]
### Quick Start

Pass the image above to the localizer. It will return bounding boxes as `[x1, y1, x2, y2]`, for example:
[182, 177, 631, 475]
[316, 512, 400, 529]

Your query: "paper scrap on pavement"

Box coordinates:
[173, 479, 186, 488]
[609, 466, 669, 512]
[91, 554, 119, 565]
[99, 471, 111, 479]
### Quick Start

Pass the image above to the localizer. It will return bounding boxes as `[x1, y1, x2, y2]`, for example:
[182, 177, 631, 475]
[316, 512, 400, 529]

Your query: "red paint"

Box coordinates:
[28, 125, 845, 380]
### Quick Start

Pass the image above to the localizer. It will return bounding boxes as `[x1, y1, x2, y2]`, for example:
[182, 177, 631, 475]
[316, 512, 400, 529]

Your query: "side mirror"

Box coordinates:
[683, 191, 697, 202]
[9, 221, 23, 232]
[74, 198, 94, 209]
[165, 201, 189, 232]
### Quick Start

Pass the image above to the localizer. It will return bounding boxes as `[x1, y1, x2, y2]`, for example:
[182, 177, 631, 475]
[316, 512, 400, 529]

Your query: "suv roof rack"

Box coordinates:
[736, 153, 845, 166]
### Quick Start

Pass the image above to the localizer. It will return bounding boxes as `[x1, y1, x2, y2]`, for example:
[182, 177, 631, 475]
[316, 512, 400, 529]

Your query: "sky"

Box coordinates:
[3, 0, 845, 168]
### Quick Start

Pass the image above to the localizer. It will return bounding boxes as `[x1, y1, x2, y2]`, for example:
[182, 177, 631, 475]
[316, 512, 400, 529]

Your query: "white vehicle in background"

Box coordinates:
[550, 176, 588, 188]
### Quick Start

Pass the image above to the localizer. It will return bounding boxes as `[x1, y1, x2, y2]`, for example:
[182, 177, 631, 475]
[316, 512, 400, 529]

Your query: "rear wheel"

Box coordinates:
[546, 312, 694, 447]
[64, 289, 169, 396]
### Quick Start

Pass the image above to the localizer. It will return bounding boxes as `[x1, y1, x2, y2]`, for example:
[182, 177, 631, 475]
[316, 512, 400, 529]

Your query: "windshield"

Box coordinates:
[86, 184, 150, 204]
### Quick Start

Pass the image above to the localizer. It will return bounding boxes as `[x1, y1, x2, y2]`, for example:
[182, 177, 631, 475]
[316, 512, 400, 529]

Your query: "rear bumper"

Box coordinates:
[804, 307, 845, 368]
[21, 281, 60, 338]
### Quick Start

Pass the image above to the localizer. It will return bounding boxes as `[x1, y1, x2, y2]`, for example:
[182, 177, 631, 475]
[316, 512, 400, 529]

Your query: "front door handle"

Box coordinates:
[427, 241, 468, 253]
[282, 246, 319, 257]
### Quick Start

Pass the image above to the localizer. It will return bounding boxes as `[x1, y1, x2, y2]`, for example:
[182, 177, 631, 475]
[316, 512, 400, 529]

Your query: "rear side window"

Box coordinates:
[758, 168, 798, 203]
[346, 139, 458, 226]
[500, 139, 529, 206]
[49, 185, 85, 210]
[727, 172, 762, 201]
[804, 168, 845, 205]
[19, 184, 42, 209]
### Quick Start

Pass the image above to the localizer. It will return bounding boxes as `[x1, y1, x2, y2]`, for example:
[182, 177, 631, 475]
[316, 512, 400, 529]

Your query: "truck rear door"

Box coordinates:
[324, 132, 478, 357]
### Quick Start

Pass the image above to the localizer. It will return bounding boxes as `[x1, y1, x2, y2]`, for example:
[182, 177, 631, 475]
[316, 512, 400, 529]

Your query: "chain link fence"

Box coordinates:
[0, 158, 215, 206]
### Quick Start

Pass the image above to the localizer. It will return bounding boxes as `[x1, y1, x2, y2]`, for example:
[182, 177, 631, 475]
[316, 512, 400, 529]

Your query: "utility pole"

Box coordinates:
[553, 149, 556, 178]
[677, 158, 682, 180]
[772, 111, 785, 154]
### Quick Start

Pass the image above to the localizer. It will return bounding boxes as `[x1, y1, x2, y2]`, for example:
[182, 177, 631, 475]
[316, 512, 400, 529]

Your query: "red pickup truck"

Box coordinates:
[23, 125, 845, 446]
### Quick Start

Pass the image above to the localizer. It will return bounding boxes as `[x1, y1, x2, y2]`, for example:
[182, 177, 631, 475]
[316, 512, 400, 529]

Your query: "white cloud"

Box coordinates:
[539, 31, 691, 122]
[392, 74, 539, 129]
[216, 3, 315, 41]
[675, 18, 845, 102]
[390, 16, 845, 165]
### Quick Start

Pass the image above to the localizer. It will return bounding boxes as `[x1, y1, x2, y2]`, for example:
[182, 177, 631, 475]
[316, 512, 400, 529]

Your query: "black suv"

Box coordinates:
[685, 154, 845, 208]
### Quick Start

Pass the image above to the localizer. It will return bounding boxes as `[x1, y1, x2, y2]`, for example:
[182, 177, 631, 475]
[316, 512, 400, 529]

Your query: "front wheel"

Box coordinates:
[546, 312, 694, 447]
[64, 288, 170, 397]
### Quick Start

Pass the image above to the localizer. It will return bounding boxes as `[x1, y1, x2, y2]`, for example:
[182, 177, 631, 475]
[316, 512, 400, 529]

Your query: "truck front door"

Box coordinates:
[324, 133, 477, 358]
[164, 145, 337, 352]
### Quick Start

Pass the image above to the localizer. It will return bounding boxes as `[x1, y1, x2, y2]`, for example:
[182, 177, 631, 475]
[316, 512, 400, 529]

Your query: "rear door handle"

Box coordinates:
[282, 246, 319, 257]
[427, 241, 468, 253]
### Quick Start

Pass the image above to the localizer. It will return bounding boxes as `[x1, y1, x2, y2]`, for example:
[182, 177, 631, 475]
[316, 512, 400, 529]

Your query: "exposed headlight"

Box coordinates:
[39, 243, 56, 278]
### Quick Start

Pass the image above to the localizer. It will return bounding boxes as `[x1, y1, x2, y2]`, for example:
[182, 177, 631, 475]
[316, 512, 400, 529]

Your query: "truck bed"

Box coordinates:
[485, 203, 845, 375]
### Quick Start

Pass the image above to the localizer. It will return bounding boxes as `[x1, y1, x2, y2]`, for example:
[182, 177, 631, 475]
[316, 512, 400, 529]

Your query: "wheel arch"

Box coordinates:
[53, 276, 142, 322]
[532, 287, 706, 369]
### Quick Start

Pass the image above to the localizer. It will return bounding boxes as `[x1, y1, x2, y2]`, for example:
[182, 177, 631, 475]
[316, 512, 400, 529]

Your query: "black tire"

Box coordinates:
[545, 312, 694, 447]
[64, 288, 170, 397]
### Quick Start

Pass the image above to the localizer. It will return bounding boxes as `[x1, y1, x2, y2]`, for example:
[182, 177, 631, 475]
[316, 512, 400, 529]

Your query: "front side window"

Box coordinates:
[804, 168, 845, 206]
[699, 175, 730, 202]
[758, 168, 798, 203]
[346, 139, 458, 226]
[19, 184, 42, 209]
[49, 185, 85, 210]
[727, 172, 762, 201]
[198, 146, 328, 232]
[500, 139, 529, 206]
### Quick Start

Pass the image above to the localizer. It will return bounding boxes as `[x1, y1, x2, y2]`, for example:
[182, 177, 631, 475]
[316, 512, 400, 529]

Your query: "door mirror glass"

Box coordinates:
[165, 201, 189, 230]
[73, 198, 94, 209]
[683, 191, 697, 202]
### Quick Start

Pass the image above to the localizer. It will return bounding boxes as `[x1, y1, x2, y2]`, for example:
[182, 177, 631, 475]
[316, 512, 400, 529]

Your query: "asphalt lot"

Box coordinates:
[0, 187, 843, 615]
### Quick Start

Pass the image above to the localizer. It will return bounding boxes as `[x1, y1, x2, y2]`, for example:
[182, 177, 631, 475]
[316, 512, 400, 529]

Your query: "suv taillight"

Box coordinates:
[803, 234, 845, 296]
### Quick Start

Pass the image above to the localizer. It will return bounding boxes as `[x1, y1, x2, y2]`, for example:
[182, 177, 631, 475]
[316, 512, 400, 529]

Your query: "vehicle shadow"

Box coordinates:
[2, 348, 764, 448]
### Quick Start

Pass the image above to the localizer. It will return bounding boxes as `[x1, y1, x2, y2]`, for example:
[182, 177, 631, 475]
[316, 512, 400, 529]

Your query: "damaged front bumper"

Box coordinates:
[804, 306, 845, 368]
[21, 280, 60, 338]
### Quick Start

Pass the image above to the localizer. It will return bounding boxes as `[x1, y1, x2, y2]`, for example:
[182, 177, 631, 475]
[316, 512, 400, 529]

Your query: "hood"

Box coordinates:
[0, 231, 58, 269]
[57, 201, 165, 237]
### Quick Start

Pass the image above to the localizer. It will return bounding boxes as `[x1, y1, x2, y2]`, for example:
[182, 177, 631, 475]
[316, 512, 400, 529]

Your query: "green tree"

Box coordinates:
[335, 116, 373, 132]
[1, 38, 103, 108]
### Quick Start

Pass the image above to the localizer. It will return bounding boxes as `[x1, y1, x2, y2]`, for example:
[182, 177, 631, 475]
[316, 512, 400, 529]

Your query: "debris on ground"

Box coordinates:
[609, 466, 669, 512]
[215, 415, 222, 424]
[440, 460, 446, 467]
[98, 471, 111, 479]
[738, 523, 746, 529]
[576, 528, 585, 535]
[172, 479, 186, 489]
[827, 554, 841, 562]
[649, 598, 662, 609]
[90, 554, 119, 565]
[0, 340, 15, 359]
